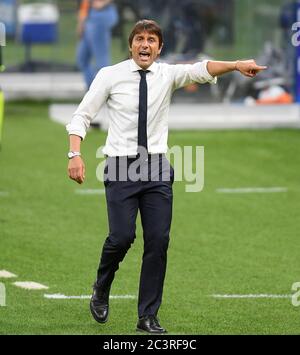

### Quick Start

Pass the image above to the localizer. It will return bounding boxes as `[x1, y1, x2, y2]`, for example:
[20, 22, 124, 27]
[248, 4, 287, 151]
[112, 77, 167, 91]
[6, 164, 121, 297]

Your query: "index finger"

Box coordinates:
[256, 65, 268, 70]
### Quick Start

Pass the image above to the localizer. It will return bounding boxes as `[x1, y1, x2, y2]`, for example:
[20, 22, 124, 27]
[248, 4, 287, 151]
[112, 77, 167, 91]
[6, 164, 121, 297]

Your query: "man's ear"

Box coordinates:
[158, 43, 164, 55]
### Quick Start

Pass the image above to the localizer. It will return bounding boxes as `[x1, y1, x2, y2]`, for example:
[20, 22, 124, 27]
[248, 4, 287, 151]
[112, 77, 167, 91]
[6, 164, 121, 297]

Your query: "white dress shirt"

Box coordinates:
[66, 59, 217, 157]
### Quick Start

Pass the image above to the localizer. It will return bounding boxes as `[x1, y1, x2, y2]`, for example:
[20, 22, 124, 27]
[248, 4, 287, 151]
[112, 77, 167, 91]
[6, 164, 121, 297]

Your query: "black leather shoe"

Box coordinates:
[136, 315, 167, 334]
[90, 284, 110, 324]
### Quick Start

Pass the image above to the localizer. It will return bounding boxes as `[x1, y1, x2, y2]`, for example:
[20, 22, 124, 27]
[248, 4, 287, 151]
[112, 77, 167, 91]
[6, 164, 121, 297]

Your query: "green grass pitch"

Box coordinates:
[0, 101, 300, 334]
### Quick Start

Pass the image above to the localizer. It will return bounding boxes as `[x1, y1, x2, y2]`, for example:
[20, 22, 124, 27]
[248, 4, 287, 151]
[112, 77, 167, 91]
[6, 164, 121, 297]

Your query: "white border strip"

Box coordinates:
[0, 270, 17, 278]
[75, 189, 105, 195]
[211, 294, 291, 299]
[13, 282, 49, 290]
[44, 293, 136, 300]
[216, 187, 288, 194]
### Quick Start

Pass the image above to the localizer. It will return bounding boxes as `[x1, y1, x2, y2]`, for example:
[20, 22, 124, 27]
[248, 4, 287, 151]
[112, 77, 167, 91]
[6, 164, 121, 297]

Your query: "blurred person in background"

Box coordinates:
[76, 0, 119, 89]
[279, 1, 297, 87]
[138, 0, 217, 57]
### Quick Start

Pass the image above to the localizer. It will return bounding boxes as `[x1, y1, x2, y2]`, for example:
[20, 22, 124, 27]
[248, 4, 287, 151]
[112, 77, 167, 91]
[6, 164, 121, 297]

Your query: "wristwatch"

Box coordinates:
[68, 151, 81, 159]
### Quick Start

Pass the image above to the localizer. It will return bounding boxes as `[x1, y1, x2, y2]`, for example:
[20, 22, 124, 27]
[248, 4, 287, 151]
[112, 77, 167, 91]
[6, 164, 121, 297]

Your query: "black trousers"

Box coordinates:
[96, 154, 174, 317]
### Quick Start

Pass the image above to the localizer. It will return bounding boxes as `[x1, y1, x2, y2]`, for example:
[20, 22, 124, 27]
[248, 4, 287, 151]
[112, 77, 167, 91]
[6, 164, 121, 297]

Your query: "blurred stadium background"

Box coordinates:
[1, 0, 300, 335]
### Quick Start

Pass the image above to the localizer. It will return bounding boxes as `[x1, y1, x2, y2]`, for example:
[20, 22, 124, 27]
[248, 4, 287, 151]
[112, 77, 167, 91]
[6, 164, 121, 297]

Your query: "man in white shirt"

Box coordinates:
[66, 19, 266, 334]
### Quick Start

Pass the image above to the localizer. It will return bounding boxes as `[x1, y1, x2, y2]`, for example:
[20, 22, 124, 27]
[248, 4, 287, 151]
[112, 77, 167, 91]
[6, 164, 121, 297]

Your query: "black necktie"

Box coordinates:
[138, 70, 149, 154]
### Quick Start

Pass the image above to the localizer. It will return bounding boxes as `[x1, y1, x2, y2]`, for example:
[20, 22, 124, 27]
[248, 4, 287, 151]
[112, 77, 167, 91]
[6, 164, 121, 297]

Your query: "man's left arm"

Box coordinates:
[207, 60, 267, 78]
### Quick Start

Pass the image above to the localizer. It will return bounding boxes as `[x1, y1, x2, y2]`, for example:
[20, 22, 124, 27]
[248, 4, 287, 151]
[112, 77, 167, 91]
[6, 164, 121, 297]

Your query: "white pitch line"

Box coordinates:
[44, 293, 136, 300]
[13, 282, 49, 290]
[75, 189, 105, 195]
[216, 187, 288, 194]
[211, 294, 292, 299]
[0, 270, 17, 278]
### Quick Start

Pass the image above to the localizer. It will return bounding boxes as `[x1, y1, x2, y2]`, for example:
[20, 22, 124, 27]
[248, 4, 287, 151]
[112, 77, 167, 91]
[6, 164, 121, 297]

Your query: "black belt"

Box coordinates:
[107, 154, 164, 162]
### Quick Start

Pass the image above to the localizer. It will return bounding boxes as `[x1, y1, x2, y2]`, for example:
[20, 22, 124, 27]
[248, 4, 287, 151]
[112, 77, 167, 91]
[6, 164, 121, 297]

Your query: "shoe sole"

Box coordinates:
[90, 301, 109, 324]
[136, 327, 167, 334]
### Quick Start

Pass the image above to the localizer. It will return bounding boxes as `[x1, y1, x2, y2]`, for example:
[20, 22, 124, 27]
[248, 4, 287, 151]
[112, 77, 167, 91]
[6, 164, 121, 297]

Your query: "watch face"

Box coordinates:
[68, 152, 80, 159]
[68, 152, 76, 159]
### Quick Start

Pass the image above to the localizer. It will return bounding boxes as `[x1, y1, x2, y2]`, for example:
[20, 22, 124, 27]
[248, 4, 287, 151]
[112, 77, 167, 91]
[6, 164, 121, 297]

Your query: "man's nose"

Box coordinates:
[141, 40, 149, 48]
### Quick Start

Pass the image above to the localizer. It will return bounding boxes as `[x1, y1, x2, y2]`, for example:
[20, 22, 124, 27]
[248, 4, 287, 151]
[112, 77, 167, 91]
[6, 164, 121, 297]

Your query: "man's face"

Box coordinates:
[129, 31, 163, 70]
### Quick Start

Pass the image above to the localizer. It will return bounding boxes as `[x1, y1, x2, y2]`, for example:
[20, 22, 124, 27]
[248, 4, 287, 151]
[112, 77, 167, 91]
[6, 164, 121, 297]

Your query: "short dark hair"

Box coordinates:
[128, 19, 163, 49]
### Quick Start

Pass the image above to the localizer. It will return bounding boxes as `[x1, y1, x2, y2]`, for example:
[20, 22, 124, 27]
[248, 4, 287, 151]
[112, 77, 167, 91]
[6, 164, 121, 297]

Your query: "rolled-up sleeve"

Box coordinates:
[66, 68, 110, 140]
[172, 60, 217, 90]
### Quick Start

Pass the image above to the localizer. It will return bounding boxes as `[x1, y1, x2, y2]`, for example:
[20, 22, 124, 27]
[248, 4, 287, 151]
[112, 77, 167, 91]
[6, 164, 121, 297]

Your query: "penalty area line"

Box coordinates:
[211, 294, 292, 299]
[44, 294, 136, 300]
[216, 187, 288, 194]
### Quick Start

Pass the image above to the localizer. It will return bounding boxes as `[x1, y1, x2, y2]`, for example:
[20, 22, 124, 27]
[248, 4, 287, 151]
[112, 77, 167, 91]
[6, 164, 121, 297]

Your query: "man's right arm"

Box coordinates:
[66, 67, 110, 184]
[68, 134, 85, 184]
[66, 67, 110, 141]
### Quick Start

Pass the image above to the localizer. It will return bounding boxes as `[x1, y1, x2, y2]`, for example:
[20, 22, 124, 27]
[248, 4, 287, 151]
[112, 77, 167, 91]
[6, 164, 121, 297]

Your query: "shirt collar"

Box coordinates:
[130, 59, 157, 73]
